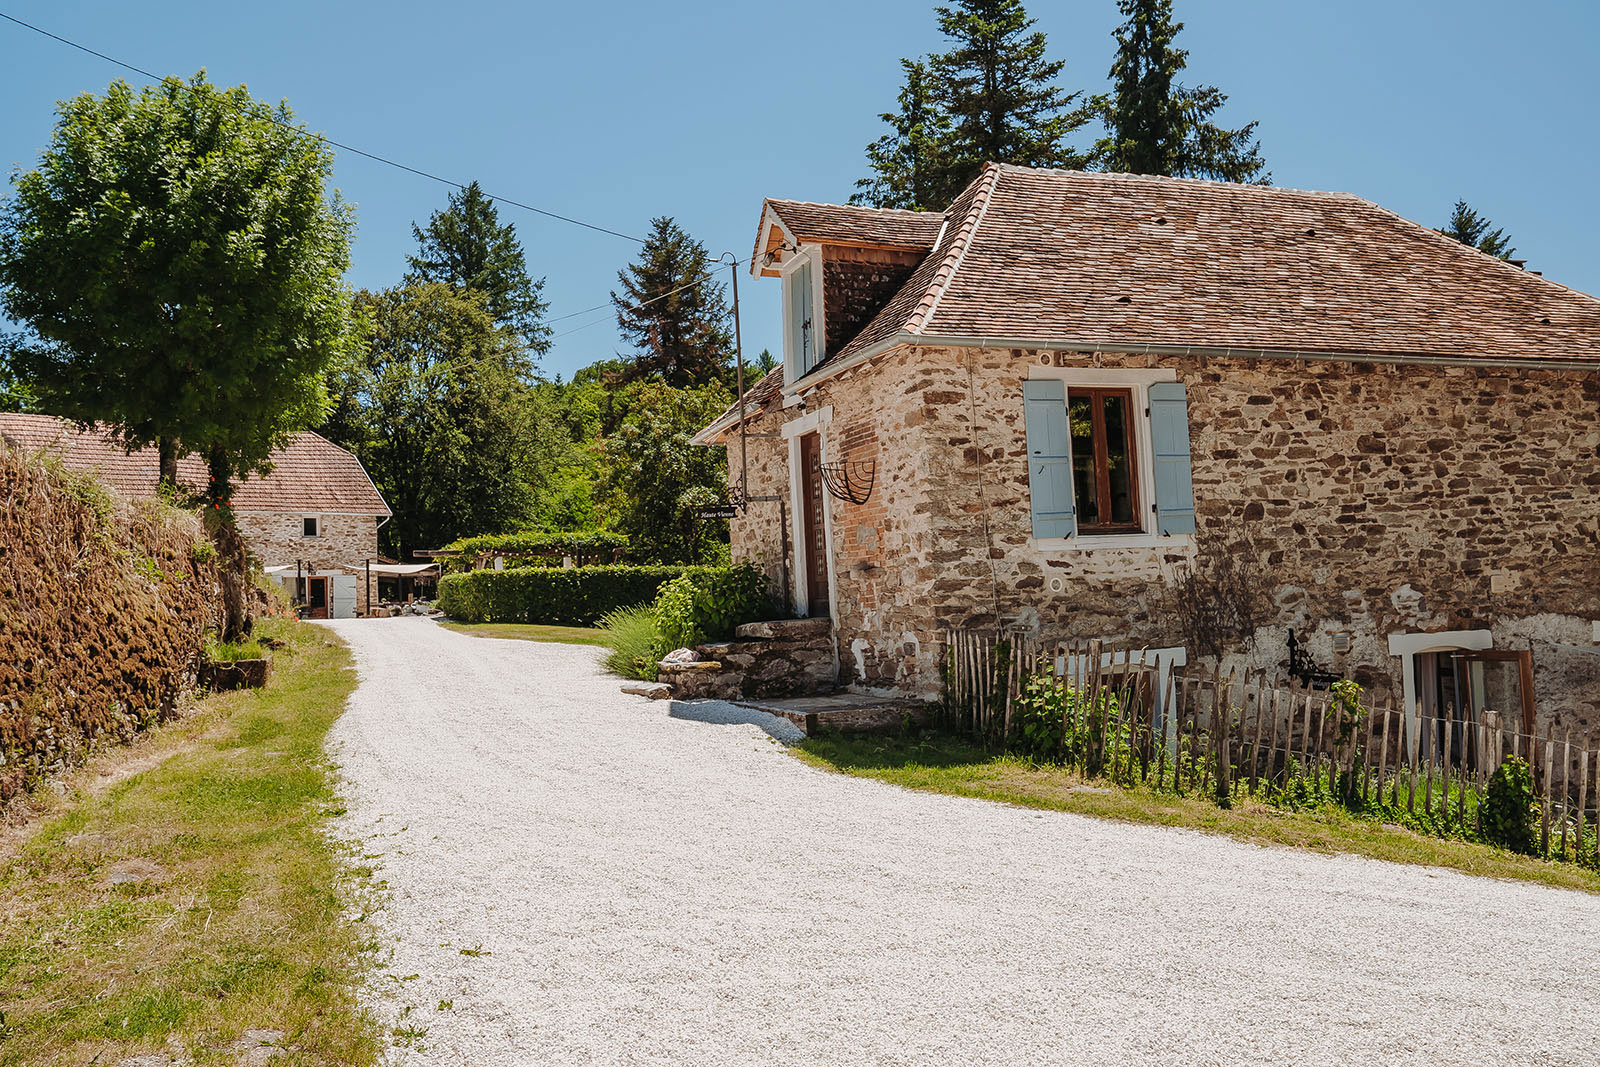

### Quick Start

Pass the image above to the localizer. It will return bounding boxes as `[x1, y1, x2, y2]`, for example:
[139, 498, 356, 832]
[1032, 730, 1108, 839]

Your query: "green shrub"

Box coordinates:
[600, 606, 666, 681]
[441, 530, 629, 571]
[205, 636, 265, 662]
[437, 565, 720, 626]
[1010, 673, 1120, 767]
[1484, 755, 1539, 855]
[654, 562, 774, 650]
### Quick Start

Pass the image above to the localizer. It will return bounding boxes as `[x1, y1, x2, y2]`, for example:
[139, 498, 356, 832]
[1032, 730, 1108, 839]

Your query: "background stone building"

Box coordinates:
[696, 164, 1600, 745]
[0, 414, 391, 615]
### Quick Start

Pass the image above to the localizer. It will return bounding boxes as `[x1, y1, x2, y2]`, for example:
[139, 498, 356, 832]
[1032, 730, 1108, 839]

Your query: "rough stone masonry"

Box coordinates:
[724, 344, 1600, 744]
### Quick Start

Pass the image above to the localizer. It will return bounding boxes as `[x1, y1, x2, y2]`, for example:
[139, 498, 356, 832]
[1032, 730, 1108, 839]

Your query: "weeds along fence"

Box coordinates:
[942, 628, 1600, 866]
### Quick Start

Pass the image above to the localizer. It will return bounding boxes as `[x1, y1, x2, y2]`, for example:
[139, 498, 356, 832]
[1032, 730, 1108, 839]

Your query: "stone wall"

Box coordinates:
[234, 511, 381, 612]
[821, 246, 922, 355]
[725, 343, 1600, 741]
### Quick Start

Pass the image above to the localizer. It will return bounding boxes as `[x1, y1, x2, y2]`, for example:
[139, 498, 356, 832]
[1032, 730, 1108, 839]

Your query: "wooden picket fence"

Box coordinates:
[942, 628, 1600, 864]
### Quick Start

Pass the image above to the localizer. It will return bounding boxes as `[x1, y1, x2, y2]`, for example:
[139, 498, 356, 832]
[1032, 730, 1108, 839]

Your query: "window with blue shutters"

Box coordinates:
[785, 256, 818, 378]
[1024, 376, 1196, 542]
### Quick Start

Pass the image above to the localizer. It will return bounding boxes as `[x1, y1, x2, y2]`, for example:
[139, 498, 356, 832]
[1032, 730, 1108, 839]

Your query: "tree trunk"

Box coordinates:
[158, 436, 178, 488]
[206, 444, 249, 643]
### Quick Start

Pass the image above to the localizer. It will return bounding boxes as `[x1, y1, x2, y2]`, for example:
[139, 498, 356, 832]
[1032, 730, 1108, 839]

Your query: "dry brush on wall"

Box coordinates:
[0, 443, 218, 804]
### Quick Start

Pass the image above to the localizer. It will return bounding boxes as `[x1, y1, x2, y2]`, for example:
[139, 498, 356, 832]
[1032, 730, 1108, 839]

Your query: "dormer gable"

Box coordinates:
[751, 200, 944, 384]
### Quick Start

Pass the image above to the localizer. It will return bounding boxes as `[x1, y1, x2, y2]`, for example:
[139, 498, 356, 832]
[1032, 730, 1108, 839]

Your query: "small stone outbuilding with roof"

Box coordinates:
[0, 413, 390, 616]
[696, 162, 1600, 746]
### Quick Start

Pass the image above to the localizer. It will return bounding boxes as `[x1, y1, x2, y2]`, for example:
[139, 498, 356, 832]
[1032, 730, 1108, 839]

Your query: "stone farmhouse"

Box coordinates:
[0, 413, 390, 616]
[694, 162, 1600, 745]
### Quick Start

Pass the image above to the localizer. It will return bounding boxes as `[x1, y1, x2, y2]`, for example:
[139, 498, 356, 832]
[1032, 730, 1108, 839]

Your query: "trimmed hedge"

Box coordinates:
[438, 565, 724, 626]
[440, 530, 629, 571]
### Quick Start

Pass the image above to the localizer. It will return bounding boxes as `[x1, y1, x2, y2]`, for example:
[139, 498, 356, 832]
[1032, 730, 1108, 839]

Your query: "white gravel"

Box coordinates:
[324, 617, 1600, 1066]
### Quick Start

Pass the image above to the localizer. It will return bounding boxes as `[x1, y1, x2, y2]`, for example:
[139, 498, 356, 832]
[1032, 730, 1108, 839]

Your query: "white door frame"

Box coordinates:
[1387, 629, 1493, 761]
[782, 406, 835, 621]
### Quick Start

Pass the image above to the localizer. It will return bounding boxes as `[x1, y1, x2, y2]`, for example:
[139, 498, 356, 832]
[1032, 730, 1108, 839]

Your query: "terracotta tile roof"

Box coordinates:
[0, 413, 391, 515]
[764, 200, 945, 252]
[829, 163, 1600, 366]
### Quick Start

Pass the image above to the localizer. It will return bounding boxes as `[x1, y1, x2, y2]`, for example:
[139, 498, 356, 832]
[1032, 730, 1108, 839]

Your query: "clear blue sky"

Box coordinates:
[3, 1, 1596, 381]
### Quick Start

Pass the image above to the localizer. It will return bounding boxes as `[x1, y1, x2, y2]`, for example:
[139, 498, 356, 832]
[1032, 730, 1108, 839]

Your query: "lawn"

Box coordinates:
[436, 619, 608, 646]
[796, 730, 1600, 896]
[0, 618, 383, 1066]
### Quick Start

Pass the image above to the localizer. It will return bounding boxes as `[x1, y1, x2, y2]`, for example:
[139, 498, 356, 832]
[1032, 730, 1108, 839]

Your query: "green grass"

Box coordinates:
[204, 635, 266, 662]
[0, 618, 383, 1066]
[795, 730, 1600, 896]
[597, 604, 664, 680]
[435, 620, 608, 646]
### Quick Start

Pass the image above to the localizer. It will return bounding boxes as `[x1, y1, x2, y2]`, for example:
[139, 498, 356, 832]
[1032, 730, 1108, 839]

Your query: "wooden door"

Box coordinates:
[306, 576, 330, 620]
[799, 432, 829, 617]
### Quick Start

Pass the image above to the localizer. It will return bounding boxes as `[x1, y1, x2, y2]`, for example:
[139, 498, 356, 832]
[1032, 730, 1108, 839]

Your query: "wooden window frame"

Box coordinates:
[1069, 387, 1142, 535]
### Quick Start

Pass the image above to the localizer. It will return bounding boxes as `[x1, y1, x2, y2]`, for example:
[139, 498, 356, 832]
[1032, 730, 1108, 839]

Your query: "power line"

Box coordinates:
[0, 10, 645, 243]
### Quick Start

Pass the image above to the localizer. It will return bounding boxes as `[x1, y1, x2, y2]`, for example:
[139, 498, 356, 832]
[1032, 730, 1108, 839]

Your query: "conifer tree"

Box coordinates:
[1097, 0, 1268, 184]
[1437, 200, 1517, 261]
[406, 181, 551, 356]
[610, 217, 732, 387]
[850, 60, 952, 210]
[854, 0, 1090, 210]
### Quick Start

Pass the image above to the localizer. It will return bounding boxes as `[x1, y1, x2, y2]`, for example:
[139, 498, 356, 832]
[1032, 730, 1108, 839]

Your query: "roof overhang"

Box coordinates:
[785, 332, 1600, 398]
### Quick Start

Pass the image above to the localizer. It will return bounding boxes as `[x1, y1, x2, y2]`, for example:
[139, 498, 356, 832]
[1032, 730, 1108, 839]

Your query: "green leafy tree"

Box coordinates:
[1095, 0, 1268, 183]
[406, 181, 551, 355]
[333, 284, 555, 558]
[855, 0, 1091, 210]
[753, 348, 778, 376]
[0, 73, 357, 638]
[1437, 200, 1517, 260]
[599, 382, 732, 563]
[611, 218, 732, 387]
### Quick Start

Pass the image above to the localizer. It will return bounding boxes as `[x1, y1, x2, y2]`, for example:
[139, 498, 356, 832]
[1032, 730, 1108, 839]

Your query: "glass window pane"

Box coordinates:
[1068, 395, 1098, 525]
[1102, 393, 1135, 524]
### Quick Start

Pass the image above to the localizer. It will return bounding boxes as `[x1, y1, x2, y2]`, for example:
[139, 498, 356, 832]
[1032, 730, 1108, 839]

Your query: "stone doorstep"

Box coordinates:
[731, 694, 934, 736]
[733, 617, 831, 640]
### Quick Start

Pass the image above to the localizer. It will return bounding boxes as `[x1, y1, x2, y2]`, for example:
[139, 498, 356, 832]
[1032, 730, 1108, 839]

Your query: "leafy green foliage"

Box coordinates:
[405, 181, 551, 353]
[612, 217, 733, 387]
[325, 284, 560, 558]
[1095, 0, 1268, 183]
[1483, 756, 1539, 855]
[652, 562, 774, 651]
[437, 565, 722, 626]
[854, 0, 1092, 210]
[599, 605, 668, 681]
[599, 381, 733, 563]
[441, 530, 629, 570]
[0, 73, 357, 485]
[1010, 674, 1121, 766]
[1437, 200, 1517, 261]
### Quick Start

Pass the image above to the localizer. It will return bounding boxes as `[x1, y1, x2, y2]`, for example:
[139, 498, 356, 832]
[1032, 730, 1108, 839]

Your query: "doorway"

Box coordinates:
[799, 431, 830, 617]
[305, 576, 329, 620]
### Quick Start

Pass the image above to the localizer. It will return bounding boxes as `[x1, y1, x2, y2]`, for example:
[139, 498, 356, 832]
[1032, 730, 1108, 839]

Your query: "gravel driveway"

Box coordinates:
[324, 618, 1600, 1066]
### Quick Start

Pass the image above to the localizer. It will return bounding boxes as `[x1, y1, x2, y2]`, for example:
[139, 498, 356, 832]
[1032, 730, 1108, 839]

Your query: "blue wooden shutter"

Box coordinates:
[1022, 379, 1075, 538]
[1149, 381, 1196, 535]
[794, 259, 815, 373]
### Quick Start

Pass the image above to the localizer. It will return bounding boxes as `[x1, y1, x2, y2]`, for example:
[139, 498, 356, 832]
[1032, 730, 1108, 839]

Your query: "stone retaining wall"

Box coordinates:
[658, 618, 836, 700]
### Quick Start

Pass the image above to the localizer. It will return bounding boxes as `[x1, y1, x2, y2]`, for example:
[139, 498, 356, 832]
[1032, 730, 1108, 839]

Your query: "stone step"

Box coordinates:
[733, 617, 830, 640]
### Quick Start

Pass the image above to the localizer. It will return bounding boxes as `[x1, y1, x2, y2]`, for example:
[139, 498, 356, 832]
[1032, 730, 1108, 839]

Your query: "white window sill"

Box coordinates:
[1035, 533, 1195, 552]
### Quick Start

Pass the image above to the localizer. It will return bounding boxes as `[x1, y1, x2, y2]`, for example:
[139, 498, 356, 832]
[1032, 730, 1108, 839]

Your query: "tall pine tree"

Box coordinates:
[1438, 200, 1517, 261]
[854, 0, 1090, 210]
[851, 60, 952, 209]
[611, 217, 732, 387]
[1097, 0, 1268, 183]
[405, 181, 551, 357]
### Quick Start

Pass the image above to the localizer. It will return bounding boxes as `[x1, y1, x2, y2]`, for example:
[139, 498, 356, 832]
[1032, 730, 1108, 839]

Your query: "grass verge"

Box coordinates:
[0, 618, 382, 1066]
[795, 730, 1600, 896]
[436, 620, 607, 647]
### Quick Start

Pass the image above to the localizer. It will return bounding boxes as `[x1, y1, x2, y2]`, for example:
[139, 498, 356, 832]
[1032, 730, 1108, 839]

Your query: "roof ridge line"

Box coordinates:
[910, 163, 1003, 334]
[992, 162, 1363, 200]
[767, 197, 946, 217]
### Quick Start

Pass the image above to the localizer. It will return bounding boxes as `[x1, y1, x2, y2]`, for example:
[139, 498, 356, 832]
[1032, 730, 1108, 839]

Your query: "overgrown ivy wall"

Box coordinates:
[0, 443, 218, 803]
